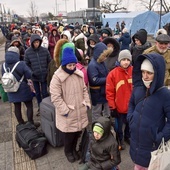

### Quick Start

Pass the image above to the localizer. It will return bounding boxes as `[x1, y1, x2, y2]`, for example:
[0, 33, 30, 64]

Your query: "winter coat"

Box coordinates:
[87, 42, 112, 105]
[118, 32, 131, 50]
[47, 59, 58, 87]
[76, 63, 88, 86]
[130, 42, 152, 65]
[48, 27, 60, 58]
[127, 53, 170, 167]
[106, 65, 133, 113]
[24, 34, 51, 82]
[103, 37, 120, 71]
[89, 117, 121, 170]
[50, 66, 91, 133]
[1, 51, 33, 103]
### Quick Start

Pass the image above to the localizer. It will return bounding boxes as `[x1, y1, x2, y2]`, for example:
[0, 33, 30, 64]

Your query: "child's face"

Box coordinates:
[93, 131, 103, 140]
[120, 58, 131, 69]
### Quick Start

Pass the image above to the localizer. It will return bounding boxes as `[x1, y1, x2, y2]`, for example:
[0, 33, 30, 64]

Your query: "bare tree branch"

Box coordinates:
[138, 0, 158, 10]
[100, 0, 126, 13]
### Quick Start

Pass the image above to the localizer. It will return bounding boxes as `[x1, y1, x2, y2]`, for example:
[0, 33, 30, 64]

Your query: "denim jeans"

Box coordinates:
[33, 81, 49, 106]
[115, 113, 130, 141]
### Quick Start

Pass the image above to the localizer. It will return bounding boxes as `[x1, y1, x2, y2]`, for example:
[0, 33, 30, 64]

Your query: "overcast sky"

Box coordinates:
[1, 0, 142, 17]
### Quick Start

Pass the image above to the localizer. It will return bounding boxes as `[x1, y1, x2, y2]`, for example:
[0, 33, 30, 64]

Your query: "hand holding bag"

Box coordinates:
[148, 138, 170, 170]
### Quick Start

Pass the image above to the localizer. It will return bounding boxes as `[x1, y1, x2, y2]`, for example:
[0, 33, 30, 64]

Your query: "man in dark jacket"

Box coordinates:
[25, 34, 51, 114]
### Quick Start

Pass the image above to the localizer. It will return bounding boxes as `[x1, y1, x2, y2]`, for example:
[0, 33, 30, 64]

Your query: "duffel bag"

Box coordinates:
[16, 122, 48, 159]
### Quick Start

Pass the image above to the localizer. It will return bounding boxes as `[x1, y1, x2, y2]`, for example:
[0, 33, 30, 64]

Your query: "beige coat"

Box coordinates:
[50, 66, 91, 133]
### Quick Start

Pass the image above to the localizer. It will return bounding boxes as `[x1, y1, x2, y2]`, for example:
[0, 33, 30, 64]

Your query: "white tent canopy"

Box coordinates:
[102, 11, 159, 35]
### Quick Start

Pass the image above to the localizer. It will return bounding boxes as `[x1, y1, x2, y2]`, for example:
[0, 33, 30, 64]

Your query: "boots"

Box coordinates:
[65, 153, 75, 163]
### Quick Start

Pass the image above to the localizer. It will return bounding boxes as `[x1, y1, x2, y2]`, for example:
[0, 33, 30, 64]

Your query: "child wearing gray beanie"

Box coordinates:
[118, 49, 132, 62]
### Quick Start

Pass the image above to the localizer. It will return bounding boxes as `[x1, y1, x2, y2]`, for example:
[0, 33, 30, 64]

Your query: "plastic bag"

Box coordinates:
[148, 138, 170, 170]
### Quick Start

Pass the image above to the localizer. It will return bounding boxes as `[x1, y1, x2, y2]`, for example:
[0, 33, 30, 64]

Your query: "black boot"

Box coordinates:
[65, 153, 75, 163]
[73, 150, 80, 161]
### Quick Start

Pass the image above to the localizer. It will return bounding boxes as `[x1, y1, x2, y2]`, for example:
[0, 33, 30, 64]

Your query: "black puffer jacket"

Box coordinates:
[88, 117, 121, 170]
[24, 34, 51, 82]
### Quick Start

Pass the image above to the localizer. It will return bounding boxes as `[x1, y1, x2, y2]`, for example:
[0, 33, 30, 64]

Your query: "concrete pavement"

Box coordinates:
[0, 42, 134, 170]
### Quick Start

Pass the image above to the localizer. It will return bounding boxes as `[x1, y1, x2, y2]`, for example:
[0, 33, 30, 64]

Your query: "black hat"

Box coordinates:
[156, 34, 170, 43]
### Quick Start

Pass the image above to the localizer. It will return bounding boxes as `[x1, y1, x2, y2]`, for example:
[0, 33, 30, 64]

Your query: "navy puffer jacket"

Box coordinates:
[87, 42, 110, 105]
[24, 34, 51, 82]
[1, 51, 33, 103]
[127, 53, 170, 167]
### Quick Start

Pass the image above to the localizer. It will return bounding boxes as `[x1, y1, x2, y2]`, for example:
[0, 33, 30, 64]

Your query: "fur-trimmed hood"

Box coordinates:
[102, 37, 120, 57]
[53, 39, 69, 67]
[10, 36, 23, 46]
[92, 42, 113, 63]
[72, 32, 84, 42]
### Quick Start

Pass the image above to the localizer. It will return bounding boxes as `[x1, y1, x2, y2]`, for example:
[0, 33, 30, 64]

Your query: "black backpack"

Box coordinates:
[16, 122, 48, 159]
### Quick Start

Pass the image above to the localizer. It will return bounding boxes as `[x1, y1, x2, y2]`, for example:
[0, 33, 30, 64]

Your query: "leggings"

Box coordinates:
[14, 100, 33, 124]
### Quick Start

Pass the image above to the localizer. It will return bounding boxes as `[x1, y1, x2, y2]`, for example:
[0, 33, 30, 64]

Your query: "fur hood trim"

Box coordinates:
[97, 48, 113, 63]
[72, 32, 84, 42]
[53, 39, 69, 67]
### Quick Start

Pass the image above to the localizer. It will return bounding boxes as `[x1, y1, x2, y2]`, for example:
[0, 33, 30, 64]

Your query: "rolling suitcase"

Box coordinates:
[40, 96, 64, 147]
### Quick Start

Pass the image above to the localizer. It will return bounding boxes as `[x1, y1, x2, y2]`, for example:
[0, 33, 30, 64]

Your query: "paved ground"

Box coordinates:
[0, 41, 135, 170]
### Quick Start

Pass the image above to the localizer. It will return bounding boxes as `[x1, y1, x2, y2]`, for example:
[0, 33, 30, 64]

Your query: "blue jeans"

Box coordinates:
[115, 113, 130, 141]
[33, 81, 49, 106]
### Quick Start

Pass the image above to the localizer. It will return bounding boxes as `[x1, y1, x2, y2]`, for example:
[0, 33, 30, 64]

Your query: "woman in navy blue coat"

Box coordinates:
[127, 53, 170, 169]
[1, 47, 34, 125]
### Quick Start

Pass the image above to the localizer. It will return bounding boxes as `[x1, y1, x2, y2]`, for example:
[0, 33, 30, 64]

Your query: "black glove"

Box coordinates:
[110, 109, 119, 118]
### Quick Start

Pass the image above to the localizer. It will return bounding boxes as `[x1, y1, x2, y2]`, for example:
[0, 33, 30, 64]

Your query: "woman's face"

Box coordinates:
[66, 63, 76, 70]
[135, 38, 142, 46]
[142, 70, 154, 81]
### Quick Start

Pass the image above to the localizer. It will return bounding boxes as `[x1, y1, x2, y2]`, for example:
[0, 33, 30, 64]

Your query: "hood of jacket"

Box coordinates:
[92, 117, 111, 141]
[101, 27, 113, 36]
[93, 42, 113, 62]
[72, 32, 84, 41]
[132, 29, 147, 45]
[50, 27, 59, 35]
[10, 36, 23, 46]
[30, 34, 42, 48]
[5, 51, 20, 65]
[88, 26, 97, 34]
[133, 53, 165, 94]
[87, 34, 100, 46]
[103, 37, 120, 57]
[61, 30, 72, 42]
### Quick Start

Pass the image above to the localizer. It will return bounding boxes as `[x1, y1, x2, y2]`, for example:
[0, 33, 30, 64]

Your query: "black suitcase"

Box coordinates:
[16, 122, 47, 159]
[40, 96, 64, 147]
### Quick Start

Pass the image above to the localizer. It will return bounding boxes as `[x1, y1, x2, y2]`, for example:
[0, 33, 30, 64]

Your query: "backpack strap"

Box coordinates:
[3, 63, 7, 73]
[11, 61, 20, 73]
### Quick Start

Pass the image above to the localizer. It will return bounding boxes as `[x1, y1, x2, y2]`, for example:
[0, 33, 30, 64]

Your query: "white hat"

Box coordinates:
[141, 59, 154, 73]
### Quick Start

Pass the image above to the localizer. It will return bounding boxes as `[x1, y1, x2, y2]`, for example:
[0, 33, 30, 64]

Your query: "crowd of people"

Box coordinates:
[1, 21, 170, 170]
